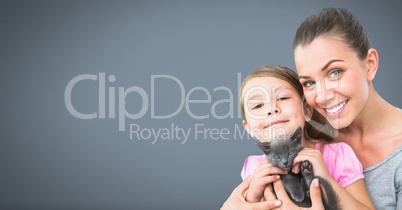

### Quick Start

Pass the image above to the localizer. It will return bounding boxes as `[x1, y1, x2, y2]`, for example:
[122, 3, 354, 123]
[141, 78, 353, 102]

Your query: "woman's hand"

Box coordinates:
[273, 178, 325, 210]
[221, 175, 282, 210]
[247, 160, 286, 202]
[292, 148, 330, 179]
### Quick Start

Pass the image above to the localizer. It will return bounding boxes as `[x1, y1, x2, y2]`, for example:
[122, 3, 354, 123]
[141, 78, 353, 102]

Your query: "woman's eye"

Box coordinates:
[329, 69, 342, 78]
[302, 81, 315, 88]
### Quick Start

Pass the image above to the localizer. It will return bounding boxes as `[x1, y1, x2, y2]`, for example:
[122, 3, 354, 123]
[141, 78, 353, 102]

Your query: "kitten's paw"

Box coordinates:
[291, 192, 305, 202]
[301, 160, 314, 187]
[300, 160, 313, 176]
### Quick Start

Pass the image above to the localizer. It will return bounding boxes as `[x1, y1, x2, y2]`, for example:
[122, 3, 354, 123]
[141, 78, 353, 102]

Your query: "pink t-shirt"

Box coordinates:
[241, 142, 364, 188]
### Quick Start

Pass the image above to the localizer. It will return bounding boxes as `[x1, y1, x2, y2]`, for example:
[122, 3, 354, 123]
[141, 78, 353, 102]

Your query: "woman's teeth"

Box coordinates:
[326, 101, 346, 114]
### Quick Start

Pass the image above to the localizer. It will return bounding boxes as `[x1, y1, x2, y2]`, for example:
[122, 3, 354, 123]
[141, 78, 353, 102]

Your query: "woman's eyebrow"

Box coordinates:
[321, 59, 344, 71]
[298, 59, 344, 80]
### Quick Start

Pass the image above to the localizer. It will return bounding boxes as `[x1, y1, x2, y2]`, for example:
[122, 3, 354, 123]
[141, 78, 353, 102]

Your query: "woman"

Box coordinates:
[222, 7, 402, 210]
[293, 8, 402, 210]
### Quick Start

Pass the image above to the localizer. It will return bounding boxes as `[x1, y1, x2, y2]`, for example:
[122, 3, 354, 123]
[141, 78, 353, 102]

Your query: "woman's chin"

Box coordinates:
[328, 118, 351, 130]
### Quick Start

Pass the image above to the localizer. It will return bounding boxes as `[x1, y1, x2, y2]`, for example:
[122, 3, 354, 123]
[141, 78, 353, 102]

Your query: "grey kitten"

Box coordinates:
[256, 126, 341, 210]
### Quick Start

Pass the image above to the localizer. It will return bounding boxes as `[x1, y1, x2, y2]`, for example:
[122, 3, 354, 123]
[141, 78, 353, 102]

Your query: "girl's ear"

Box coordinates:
[242, 120, 252, 137]
[366, 48, 379, 81]
[303, 101, 313, 121]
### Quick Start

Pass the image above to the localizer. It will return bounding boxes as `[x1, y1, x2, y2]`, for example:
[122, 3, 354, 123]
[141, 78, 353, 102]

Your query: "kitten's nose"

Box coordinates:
[282, 159, 288, 166]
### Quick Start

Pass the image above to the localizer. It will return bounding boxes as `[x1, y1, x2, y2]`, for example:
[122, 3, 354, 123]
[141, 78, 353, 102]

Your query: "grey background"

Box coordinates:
[1, 0, 401, 209]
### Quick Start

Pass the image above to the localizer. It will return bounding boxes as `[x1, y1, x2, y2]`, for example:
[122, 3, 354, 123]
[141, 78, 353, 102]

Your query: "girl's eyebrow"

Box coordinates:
[246, 86, 290, 100]
[272, 86, 292, 95]
[298, 59, 344, 80]
[247, 92, 266, 101]
[274, 86, 290, 92]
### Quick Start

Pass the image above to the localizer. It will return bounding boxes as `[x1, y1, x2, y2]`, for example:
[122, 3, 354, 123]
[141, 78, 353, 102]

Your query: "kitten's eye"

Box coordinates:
[288, 150, 295, 155]
[273, 155, 280, 159]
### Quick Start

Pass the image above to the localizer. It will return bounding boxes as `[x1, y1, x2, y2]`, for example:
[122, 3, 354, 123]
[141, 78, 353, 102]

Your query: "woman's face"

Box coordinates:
[294, 36, 372, 129]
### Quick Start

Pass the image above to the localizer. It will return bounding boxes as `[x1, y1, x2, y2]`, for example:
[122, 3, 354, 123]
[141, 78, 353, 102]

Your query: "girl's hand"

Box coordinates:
[246, 160, 286, 202]
[291, 148, 330, 179]
[273, 178, 325, 210]
[221, 175, 283, 210]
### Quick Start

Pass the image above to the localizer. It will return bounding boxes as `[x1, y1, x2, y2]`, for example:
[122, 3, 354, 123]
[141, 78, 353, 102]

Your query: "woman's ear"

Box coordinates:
[366, 48, 379, 81]
[303, 101, 313, 122]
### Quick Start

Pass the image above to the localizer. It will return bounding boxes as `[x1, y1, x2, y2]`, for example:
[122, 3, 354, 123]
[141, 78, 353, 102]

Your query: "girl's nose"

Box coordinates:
[267, 105, 280, 116]
[267, 108, 279, 116]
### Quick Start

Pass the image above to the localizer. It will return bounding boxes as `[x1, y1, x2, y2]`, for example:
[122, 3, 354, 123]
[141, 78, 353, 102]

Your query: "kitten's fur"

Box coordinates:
[256, 126, 341, 210]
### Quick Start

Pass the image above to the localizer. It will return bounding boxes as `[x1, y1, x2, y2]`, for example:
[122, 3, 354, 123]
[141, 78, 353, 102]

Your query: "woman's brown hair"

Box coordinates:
[293, 7, 371, 60]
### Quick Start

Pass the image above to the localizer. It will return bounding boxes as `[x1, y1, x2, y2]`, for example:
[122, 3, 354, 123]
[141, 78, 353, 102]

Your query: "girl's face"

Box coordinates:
[294, 36, 374, 129]
[242, 77, 309, 142]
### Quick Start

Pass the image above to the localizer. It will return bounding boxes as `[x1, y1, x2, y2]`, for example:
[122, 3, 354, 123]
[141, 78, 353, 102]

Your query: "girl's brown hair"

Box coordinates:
[239, 65, 334, 142]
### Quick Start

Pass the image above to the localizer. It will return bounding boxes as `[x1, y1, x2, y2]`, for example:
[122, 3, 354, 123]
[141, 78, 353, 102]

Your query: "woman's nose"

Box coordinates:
[315, 80, 335, 105]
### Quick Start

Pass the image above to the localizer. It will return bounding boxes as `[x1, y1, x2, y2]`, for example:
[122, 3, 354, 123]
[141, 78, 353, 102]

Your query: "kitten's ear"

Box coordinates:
[256, 142, 271, 155]
[290, 126, 302, 142]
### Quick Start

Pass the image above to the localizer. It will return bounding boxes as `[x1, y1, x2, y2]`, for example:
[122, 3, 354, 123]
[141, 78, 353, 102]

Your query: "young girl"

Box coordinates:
[239, 66, 374, 209]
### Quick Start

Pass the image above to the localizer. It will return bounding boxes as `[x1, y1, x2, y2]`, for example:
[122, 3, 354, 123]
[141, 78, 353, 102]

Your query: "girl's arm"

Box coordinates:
[340, 179, 374, 210]
[221, 175, 283, 210]
[293, 148, 375, 210]
[245, 160, 285, 202]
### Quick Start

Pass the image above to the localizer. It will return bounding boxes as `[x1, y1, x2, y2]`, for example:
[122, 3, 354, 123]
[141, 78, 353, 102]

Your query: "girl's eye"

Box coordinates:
[278, 97, 290, 101]
[252, 103, 263, 110]
[329, 69, 342, 78]
[302, 81, 315, 88]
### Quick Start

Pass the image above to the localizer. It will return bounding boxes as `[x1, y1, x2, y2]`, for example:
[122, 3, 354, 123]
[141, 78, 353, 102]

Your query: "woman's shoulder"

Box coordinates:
[364, 145, 402, 172]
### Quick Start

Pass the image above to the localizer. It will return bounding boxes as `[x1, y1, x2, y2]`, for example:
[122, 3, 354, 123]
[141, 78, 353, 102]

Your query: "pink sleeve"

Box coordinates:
[241, 155, 266, 180]
[322, 142, 364, 188]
